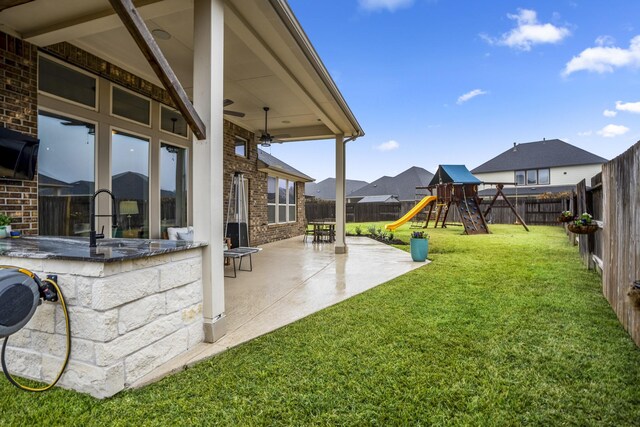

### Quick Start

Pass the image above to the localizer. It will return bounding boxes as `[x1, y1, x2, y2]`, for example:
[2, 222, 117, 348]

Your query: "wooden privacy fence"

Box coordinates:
[571, 142, 640, 347]
[306, 199, 400, 223]
[602, 143, 640, 346]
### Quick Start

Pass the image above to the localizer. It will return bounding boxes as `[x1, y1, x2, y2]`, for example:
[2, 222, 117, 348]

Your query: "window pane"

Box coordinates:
[538, 168, 550, 185]
[515, 171, 525, 185]
[267, 176, 276, 203]
[112, 87, 150, 125]
[527, 170, 537, 185]
[37, 111, 95, 236]
[235, 137, 247, 157]
[278, 206, 286, 223]
[268, 205, 276, 224]
[112, 131, 149, 238]
[288, 205, 296, 222]
[160, 143, 188, 233]
[39, 57, 96, 107]
[160, 106, 187, 137]
[288, 181, 295, 204]
[279, 179, 287, 204]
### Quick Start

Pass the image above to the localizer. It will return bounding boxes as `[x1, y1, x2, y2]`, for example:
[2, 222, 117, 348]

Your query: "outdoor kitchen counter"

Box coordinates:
[0, 236, 207, 398]
[0, 236, 207, 262]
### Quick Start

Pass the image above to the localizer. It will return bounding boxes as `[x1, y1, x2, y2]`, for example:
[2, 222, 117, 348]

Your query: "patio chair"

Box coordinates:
[303, 221, 315, 242]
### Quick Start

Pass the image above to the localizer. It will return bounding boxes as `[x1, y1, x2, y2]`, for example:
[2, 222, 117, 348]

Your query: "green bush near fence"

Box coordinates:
[1, 224, 639, 426]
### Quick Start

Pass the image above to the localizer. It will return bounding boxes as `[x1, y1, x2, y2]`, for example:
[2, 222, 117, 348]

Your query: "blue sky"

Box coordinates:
[265, 0, 640, 183]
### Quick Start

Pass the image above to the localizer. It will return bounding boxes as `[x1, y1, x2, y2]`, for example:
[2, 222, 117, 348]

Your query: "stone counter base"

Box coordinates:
[1, 247, 204, 398]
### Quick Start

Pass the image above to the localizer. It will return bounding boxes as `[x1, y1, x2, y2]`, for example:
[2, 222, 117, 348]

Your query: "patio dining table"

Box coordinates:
[309, 221, 336, 243]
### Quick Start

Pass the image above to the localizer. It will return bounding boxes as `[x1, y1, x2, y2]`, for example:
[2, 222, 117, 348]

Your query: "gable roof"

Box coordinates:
[428, 165, 481, 186]
[348, 166, 434, 201]
[305, 178, 368, 200]
[471, 139, 608, 174]
[257, 148, 314, 182]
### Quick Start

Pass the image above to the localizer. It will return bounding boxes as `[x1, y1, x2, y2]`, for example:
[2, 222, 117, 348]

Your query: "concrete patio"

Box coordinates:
[132, 235, 427, 388]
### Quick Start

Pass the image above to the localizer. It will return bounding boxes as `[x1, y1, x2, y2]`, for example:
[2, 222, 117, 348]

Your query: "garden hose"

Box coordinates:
[0, 266, 71, 392]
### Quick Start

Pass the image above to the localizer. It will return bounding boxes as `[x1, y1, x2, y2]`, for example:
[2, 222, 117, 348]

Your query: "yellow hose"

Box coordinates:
[1, 271, 71, 392]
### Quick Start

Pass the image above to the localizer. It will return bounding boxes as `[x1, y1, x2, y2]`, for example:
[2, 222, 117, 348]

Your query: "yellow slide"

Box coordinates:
[385, 195, 437, 231]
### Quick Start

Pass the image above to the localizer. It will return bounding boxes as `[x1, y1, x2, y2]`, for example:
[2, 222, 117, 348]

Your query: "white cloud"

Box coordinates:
[482, 9, 570, 51]
[578, 130, 593, 136]
[603, 109, 617, 117]
[358, 0, 413, 12]
[615, 100, 640, 113]
[597, 124, 629, 138]
[563, 35, 640, 76]
[375, 140, 400, 151]
[457, 89, 488, 104]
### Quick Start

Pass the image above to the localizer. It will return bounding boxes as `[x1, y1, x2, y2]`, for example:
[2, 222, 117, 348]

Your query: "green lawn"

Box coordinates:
[2, 224, 639, 426]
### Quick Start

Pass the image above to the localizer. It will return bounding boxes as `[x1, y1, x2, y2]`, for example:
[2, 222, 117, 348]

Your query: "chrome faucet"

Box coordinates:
[90, 189, 118, 248]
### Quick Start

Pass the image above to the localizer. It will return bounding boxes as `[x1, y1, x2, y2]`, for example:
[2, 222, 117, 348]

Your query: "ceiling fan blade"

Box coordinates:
[271, 133, 290, 139]
[223, 99, 234, 107]
[223, 110, 245, 117]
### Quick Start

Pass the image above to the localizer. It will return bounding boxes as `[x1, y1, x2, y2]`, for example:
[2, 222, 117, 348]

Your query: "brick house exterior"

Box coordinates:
[1, 32, 309, 244]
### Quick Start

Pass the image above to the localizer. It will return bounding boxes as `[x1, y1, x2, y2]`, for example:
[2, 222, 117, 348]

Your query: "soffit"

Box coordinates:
[0, 0, 361, 141]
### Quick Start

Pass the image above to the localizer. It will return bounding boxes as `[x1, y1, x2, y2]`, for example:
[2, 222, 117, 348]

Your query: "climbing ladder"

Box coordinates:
[456, 197, 489, 234]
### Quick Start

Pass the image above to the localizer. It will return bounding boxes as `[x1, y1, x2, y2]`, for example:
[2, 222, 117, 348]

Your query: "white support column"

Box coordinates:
[335, 134, 347, 254]
[193, 0, 226, 342]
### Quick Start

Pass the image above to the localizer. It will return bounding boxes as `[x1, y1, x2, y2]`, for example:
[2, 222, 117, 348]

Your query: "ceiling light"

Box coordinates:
[152, 29, 171, 40]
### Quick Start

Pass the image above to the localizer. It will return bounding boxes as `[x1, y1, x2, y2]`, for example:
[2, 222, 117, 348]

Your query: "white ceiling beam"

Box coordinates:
[24, 0, 191, 46]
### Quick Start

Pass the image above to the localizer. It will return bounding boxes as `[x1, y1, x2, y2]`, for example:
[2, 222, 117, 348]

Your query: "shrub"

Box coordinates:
[355, 225, 362, 236]
[367, 225, 377, 236]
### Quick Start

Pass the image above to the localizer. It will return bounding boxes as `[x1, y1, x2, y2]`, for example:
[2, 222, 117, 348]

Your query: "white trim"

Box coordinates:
[110, 84, 152, 128]
[267, 174, 296, 224]
[233, 135, 248, 158]
[37, 53, 99, 111]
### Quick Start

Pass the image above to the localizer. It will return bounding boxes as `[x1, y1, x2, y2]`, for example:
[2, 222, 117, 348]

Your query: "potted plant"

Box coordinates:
[410, 231, 429, 262]
[0, 213, 12, 239]
[568, 213, 599, 234]
[558, 211, 574, 223]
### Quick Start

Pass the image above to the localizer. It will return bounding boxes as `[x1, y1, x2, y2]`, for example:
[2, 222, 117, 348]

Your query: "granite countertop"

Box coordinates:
[0, 236, 207, 263]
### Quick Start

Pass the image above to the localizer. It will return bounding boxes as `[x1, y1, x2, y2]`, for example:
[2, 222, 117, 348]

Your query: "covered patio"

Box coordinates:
[132, 236, 427, 387]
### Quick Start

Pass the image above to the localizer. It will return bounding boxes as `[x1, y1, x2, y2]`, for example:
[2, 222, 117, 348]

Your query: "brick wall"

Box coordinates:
[223, 120, 305, 246]
[0, 32, 38, 234]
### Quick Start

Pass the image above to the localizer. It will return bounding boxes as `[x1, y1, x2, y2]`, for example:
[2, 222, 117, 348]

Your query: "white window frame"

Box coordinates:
[110, 84, 152, 128]
[267, 175, 296, 224]
[37, 53, 99, 111]
[516, 168, 551, 185]
[234, 135, 248, 158]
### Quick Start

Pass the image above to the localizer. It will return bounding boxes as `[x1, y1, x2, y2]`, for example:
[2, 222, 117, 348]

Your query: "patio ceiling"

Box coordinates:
[0, 0, 363, 142]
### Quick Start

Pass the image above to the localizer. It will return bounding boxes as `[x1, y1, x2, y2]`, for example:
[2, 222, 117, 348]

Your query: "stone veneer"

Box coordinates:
[223, 120, 306, 246]
[1, 248, 204, 398]
[0, 32, 39, 234]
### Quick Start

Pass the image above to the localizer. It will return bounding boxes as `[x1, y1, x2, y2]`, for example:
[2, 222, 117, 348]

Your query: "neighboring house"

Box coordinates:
[305, 178, 368, 200]
[347, 166, 434, 203]
[471, 139, 607, 196]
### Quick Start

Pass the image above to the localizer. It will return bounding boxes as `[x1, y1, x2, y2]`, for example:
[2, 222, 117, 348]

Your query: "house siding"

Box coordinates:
[0, 32, 39, 234]
[475, 164, 604, 189]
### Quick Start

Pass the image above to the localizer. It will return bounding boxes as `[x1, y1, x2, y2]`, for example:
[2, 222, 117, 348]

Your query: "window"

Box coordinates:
[538, 168, 550, 185]
[112, 130, 149, 238]
[234, 136, 247, 157]
[112, 86, 150, 126]
[160, 143, 188, 233]
[160, 106, 188, 137]
[37, 111, 95, 236]
[516, 168, 550, 185]
[38, 56, 97, 108]
[267, 176, 296, 224]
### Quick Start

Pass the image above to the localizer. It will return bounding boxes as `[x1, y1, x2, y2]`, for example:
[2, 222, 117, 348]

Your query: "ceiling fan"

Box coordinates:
[259, 107, 289, 147]
[223, 99, 245, 117]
